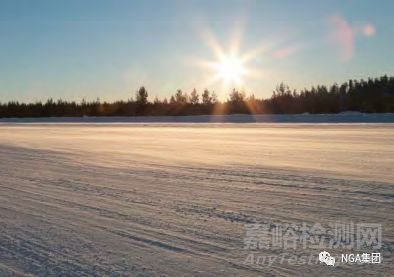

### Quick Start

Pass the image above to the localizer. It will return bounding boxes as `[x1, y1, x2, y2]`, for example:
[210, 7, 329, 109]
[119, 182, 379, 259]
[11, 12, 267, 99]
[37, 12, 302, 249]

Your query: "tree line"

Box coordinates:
[0, 75, 393, 118]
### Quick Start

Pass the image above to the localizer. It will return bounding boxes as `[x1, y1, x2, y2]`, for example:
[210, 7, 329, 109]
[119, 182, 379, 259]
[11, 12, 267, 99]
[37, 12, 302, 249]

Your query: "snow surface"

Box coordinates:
[1, 113, 394, 123]
[0, 123, 393, 276]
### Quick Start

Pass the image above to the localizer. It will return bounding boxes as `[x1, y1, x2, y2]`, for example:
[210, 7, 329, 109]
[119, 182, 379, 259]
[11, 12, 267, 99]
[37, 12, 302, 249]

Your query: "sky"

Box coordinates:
[0, 0, 393, 102]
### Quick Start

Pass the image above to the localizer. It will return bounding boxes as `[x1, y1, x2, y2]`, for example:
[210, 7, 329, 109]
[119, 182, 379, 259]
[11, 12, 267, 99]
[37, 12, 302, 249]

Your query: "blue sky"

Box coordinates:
[0, 0, 393, 102]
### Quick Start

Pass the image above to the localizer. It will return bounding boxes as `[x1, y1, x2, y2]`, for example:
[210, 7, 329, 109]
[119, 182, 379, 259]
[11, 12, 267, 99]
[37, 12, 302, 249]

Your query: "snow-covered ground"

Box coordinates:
[0, 123, 393, 276]
[1, 113, 394, 123]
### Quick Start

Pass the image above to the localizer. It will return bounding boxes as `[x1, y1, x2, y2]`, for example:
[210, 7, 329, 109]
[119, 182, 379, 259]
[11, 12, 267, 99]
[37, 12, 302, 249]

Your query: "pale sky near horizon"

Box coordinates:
[0, 0, 393, 102]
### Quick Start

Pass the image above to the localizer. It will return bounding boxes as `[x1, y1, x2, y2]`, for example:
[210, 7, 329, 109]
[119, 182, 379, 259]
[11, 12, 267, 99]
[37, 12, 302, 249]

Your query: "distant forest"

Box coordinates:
[1, 75, 393, 118]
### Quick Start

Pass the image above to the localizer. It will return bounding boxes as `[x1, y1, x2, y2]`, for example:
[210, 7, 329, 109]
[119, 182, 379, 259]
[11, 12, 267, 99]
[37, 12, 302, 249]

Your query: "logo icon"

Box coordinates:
[319, 251, 335, 266]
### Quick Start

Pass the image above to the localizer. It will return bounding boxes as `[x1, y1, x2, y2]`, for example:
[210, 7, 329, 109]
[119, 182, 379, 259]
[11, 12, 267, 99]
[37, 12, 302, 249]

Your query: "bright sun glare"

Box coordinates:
[216, 55, 246, 84]
[192, 26, 263, 93]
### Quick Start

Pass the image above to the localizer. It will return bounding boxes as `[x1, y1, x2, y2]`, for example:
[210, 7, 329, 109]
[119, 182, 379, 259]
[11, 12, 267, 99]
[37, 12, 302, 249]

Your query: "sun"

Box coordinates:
[215, 55, 246, 85]
[191, 26, 263, 93]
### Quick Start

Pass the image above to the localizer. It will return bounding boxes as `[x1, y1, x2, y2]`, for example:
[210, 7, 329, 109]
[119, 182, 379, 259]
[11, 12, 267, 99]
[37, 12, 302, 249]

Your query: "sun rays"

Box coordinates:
[191, 26, 265, 94]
